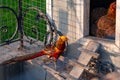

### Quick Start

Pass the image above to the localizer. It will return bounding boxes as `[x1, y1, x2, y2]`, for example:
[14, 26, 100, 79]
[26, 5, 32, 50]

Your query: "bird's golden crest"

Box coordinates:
[59, 36, 68, 41]
[55, 35, 68, 50]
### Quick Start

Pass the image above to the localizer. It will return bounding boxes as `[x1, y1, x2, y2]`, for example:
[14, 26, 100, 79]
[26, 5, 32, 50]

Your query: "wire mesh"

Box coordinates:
[0, 0, 116, 45]
[0, 0, 18, 45]
[0, 0, 81, 47]
[0, 0, 78, 45]
[0, 0, 80, 45]
[0, 0, 48, 46]
[22, 0, 47, 43]
[52, 0, 79, 42]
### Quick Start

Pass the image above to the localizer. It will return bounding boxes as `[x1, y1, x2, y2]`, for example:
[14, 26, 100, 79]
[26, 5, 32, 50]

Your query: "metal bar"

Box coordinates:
[0, 39, 20, 46]
[18, 0, 24, 49]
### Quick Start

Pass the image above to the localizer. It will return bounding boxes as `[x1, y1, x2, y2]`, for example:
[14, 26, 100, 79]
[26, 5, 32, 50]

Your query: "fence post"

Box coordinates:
[18, 0, 24, 49]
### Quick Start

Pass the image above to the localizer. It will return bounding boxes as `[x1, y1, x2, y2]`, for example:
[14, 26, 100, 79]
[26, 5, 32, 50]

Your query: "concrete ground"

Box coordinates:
[0, 37, 120, 80]
[0, 39, 82, 80]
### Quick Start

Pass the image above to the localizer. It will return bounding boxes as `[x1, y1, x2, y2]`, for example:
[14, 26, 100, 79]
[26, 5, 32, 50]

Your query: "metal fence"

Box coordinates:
[0, 0, 19, 45]
[22, 0, 47, 44]
[0, 0, 79, 47]
[0, 0, 47, 46]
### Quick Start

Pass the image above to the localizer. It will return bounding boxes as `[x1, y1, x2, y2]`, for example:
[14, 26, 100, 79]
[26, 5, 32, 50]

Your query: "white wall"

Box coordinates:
[47, 0, 120, 50]
[115, 0, 120, 48]
[52, 0, 89, 43]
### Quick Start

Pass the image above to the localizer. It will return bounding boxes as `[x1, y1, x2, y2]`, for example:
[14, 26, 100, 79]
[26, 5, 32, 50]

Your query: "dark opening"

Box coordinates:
[90, 0, 116, 39]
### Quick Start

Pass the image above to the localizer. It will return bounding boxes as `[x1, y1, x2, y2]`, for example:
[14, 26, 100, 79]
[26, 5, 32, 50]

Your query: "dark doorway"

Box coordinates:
[90, 0, 116, 39]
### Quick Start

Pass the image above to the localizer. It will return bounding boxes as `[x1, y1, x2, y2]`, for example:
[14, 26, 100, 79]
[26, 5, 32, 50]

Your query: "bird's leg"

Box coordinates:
[53, 59, 57, 70]
[54, 61, 57, 70]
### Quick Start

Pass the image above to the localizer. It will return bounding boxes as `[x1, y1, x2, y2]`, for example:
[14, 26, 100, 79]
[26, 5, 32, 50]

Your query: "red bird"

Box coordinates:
[97, 2, 116, 38]
[1, 36, 68, 68]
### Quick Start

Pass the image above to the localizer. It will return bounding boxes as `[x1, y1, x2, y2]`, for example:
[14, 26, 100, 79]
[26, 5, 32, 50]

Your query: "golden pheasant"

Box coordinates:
[1, 36, 68, 68]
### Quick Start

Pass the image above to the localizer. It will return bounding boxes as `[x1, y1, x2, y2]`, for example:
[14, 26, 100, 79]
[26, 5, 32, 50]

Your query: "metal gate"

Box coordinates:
[0, 0, 47, 47]
[0, 0, 19, 45]
[0, 0, 62, 47]
[22, 0, 47, 44]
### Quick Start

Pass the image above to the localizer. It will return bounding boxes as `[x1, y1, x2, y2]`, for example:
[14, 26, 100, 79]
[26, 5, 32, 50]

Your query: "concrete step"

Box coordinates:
[69, 41, 100, 80]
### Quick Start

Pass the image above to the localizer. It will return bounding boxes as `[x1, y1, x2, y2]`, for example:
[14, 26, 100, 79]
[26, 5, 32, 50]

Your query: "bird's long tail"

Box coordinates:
[1, 50, 48, 65]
